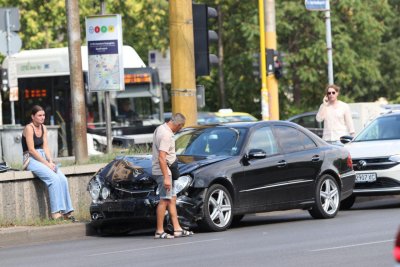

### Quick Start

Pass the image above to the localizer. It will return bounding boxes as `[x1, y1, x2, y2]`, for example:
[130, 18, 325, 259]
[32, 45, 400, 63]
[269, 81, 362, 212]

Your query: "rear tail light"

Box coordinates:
[347, 154, 353, 169]
[394, 228, 400, 262]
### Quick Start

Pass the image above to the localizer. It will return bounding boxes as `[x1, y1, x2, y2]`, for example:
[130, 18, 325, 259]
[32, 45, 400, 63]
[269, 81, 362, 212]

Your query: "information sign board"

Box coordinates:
[0, 8, 20, 32]
[8, 57, 18, 101]
[305, 0, 329, 11]
[85, 14, 124, 91]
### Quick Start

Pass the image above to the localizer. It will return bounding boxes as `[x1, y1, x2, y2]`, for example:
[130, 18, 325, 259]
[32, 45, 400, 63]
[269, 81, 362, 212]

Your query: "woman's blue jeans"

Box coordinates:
[26, 149, 74, 214]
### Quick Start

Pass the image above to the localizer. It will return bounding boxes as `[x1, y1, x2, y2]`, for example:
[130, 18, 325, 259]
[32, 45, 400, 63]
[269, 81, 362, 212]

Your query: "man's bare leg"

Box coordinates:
[156, 199, 169, 233]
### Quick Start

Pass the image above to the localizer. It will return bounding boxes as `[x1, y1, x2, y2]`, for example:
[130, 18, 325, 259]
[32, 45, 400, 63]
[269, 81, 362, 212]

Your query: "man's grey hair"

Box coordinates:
[170, 113, 186, 125]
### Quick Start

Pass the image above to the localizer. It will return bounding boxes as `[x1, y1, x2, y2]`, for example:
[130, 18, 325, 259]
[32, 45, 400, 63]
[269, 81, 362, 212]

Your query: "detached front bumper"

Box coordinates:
[89, 196, 159, 227]
[89, 194, 203, 229]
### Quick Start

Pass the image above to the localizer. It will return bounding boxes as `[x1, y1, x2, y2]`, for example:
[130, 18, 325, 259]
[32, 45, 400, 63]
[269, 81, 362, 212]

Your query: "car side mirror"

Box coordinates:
[340, 135, 353, 144]
[248, 149, 267, 159]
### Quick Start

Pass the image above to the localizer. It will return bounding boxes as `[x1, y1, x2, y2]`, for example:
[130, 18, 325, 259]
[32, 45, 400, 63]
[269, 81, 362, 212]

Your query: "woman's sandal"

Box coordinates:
[174, 229, 194, 238]
[63, 212, 78, 222]
[51, 212, 63, 221]
[154, 232, 174, 239]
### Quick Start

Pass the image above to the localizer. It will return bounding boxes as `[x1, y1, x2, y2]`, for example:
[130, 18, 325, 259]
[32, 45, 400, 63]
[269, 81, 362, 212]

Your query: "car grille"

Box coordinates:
[112, 188, 154, 199]
[352, 157, 399, 171]
[355, 177, 400, 189]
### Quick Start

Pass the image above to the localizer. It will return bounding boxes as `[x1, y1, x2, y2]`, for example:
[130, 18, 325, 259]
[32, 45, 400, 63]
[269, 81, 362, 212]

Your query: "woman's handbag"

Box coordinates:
[22, 152, 30, 170]
[168, 160, 180, 180]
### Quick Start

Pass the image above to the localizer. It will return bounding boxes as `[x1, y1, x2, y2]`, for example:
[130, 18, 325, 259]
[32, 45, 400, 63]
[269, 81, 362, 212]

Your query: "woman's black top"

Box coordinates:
[22, 124, 44, 153]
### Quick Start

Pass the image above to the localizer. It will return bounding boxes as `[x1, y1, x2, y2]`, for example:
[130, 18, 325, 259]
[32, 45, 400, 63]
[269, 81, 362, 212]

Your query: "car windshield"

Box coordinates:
[354, 114, 400, 142]
[174, 127, 247, 156]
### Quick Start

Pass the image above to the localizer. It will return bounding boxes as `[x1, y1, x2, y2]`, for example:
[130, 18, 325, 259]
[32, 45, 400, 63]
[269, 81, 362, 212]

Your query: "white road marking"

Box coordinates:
[310, 239, 395, 252]
[87, 238, 222, 257]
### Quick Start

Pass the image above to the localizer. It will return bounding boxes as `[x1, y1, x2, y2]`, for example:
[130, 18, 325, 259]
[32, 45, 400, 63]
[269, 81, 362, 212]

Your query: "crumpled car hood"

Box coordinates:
[345, 140, 400, 159]
[99, 154, 231, 189]
[177, 154, 231, 174]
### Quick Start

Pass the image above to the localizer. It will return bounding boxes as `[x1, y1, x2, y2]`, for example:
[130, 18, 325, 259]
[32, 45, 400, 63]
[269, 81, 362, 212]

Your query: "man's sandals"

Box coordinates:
[173, 229, 194, 238]
[154, 230, 194, 239]
[154, 232, 174, 239]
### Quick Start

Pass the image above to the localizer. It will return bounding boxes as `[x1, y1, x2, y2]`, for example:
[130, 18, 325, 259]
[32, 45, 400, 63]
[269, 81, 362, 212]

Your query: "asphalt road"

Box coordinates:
[0, 197, 399, 267]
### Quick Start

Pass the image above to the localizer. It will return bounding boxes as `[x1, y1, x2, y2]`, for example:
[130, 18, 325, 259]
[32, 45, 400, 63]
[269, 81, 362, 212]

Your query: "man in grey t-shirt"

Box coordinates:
[152, 113, 193, 239]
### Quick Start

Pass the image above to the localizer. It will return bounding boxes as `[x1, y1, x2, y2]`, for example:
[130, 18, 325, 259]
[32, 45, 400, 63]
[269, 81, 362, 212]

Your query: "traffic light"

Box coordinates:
[266, 49, 284, 79]
[274, 54, 283, 79]
[1, 68, 8, 92]
[192, 3, 218, 77]
[252, 53, 260, 78]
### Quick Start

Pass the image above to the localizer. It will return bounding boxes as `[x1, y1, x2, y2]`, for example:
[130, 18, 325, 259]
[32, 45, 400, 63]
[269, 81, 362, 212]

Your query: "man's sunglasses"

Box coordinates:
[327, 91, 336, 95]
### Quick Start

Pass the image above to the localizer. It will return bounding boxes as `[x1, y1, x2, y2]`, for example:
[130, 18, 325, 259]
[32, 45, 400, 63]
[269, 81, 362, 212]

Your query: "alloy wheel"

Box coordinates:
[199, 184, 233, 231]
[320, 178, 339, 215]
[207, 188, 232, 227]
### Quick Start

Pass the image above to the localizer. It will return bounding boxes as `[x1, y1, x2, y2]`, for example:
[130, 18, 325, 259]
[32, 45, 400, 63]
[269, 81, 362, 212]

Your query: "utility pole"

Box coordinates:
[258, 0, 269, 121]
[169, 0, 197, 126]
[305, 0, 334, 85]
[217, 6, 226, 108]
[65, 0, 88, 164]
[325, 0, 334, 84]
[265, 0, 279, 120]
[5, 10, 15, 125]
[99, 0, 113, 153]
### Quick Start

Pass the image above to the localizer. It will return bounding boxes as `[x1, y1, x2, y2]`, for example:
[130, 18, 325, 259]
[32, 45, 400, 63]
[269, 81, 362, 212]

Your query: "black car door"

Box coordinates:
[236, 126, 285, 213]
[273, 125, 323, 204]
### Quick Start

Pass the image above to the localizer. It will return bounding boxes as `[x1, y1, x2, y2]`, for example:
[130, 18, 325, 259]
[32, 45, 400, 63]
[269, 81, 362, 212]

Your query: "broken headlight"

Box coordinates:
[174, 175, 192, 194]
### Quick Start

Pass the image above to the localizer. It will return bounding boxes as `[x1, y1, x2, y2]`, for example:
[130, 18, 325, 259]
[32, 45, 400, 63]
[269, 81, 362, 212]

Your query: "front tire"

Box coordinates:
[198, 184, 233, 232]
[309, 174, 340, 219]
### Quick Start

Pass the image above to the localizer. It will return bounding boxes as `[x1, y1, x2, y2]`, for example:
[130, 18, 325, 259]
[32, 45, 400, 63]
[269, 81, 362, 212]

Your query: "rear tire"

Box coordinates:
[309, 174, 340, 219]
[198, 184, 233, 232]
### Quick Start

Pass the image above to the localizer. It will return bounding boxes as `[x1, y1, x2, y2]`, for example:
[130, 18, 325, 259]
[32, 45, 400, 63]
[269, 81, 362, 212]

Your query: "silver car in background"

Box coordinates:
[340, 111, 400, 209]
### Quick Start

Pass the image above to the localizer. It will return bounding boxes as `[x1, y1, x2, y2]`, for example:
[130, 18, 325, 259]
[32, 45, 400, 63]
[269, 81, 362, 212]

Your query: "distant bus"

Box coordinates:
[1, 46, 163, 156]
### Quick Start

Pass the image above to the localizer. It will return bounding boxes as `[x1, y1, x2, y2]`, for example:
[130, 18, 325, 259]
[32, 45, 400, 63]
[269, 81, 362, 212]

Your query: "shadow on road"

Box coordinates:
[351, 196, 400, 210]
[231, 210, 312, 229]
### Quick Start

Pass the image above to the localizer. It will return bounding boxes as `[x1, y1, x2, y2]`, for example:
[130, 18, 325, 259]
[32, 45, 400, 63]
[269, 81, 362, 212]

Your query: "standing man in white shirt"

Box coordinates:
[316, 84, 355, 145]
[152, 113, 194, 239]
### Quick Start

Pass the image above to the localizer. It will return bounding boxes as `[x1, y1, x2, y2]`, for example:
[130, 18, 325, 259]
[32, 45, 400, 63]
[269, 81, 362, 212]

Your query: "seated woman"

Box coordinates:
[22, 105, 76, 221]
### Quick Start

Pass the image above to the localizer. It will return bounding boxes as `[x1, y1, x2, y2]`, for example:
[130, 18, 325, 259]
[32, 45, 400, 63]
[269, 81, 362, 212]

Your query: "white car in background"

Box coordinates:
[340, 111, 400, 209]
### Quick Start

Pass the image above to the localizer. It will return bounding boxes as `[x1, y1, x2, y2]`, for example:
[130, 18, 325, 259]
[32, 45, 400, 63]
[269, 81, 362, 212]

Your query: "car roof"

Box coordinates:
[180, 120, 327, 146]
[287, 111, 317, 121]
[215, 111, 253, 116]
[215, 111, 256, 117]
[375, 110, 400, 119]
[184, 120, 300, 129]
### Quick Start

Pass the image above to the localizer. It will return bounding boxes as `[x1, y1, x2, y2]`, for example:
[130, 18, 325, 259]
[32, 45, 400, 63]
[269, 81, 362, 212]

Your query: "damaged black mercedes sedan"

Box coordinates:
[88, 121, 355, 233]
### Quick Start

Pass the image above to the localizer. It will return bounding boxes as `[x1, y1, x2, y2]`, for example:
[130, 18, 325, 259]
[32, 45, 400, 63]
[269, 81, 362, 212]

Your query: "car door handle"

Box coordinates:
[311, 155, 320, 162]
[277, 160, 287, 168]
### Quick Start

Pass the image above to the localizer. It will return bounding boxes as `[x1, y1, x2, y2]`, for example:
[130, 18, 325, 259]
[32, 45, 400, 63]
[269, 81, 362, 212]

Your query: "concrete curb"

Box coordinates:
[0, 222, 96, 248]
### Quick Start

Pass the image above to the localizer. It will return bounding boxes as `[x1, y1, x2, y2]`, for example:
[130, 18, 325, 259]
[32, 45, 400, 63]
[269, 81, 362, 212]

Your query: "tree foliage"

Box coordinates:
[0, 0, 399, 118]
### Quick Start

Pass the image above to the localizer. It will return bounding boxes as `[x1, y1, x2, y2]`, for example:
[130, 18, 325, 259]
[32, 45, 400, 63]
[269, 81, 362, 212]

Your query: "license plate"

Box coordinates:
[355, 173, 377, 183]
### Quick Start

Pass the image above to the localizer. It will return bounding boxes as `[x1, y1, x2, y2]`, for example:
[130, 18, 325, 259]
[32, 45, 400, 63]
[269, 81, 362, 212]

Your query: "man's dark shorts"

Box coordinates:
[154, 175, 176, 200]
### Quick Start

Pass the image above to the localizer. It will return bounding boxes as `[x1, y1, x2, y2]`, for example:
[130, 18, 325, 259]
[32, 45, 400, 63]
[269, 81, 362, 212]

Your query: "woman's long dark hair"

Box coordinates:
[31, 105, 44, 116]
